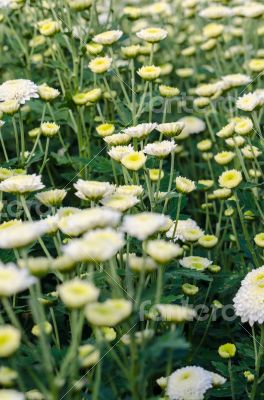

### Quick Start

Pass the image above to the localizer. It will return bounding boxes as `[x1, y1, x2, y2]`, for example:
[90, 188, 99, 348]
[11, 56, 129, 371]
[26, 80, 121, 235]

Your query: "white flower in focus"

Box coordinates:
[58, 278, 99, 309]
[136, 27, 168, 43]
[121, 212, 170, 240]
[36, 189, 67, 207]
[88, 57, 112, 74]
[167, 366, 213, 400]
[157, 122, 185, 137]
[74, 180, 115, 201]
[108, 144, 134, 161]
[234, 266, 264, 325]
[93, 30, 123, 45]
[144, 140, 177, 158]
[236, 92, 259, 112]
[180, 256, 212, 271]
[0, 174, 44, 193]
[115, 185, 143, 197]
[146, 240, 183, 263]
[0, 262, 36, 296]
[0, 79, 39, 104]
[123, 123, 157, 139]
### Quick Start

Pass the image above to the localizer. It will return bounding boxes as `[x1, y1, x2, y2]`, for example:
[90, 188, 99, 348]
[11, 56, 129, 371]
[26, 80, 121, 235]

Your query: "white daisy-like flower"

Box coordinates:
[167, 366, 213, 400]
[108, 144, 134, 162]
[93, 30, 123, 45]
[0, 79, 39, 104]
[136, 27, 168, 43]
[63, 228, 124, 262]
[221, 74, 251, 90]
[199, 5, 233, 19]
[166, 219, 201, 242]
[58, 207, 121, 236]
[0, 220, 49, 249]
[144, 140, 177, 158]
[236, 92, 259, 112]
[123, 123, 157, 139]
[121, 212, 170, 240]
[0, 174, 44, 194]
[178, 116, 206, 136]
[156, 122, 185, 137]
[234, 266, 264, 325]
[115, 185, 143, 197]
[74, 180, 115, 201]
[100, 193, 139, 212]
[0, 262, 36, 296]
[179, 256, 212, 271]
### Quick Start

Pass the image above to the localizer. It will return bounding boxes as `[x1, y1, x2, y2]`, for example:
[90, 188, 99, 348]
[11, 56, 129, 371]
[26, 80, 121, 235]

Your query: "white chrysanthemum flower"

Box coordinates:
[121, 212, 170, 240]
[58, 278, 99, 309]
[236, 92, 259, 112]
[155, 304, 196, 323]
[157, 122, 185, 137]
[0, 262, 36, 296]
[88, 57, 112, 74]
[85, 299, 132, 327]
[184, 227, 204, 242]
[136, 27, 168, 43]
[166, 219, 201, 242]
[167, 366, 213, 400]
[0, 389, 24, 400]
[104, 133, 131, 146]
[58, 207, 121, 237]
[0, 220, 49, 249]
[176, 176, 196, 193]
[199, 5, 233, 19]
[221, 74, 251, 90]
[234, 266, 264, 325]
[74, 180, 115, 201]
[144, 140, 177, 158]
[225, 135, 245, 148]
[210, 372, 226, 387]
[178, 116, 206, 136]
[195, 82, 223, 97]
[121, 151, 146, 171]
[128, 254, 157, 273]
[241, 145, 261, 159]
[0, 79, 38, 104]
[123, 123, 157, 139]
[146, 240, 183, 263]
[137, 65, 161, 81]
[108, 144, 134, 161]
[63, 228, 124, 262]
[93, 30, 123, 45]
[115, 185, 143, 197]
[0, 174, 44, 194]
[101, 193, 139, 212]
[180, 256, 212, 271]
[218, 169, 242, 189]
[36, 189, 66, 207]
